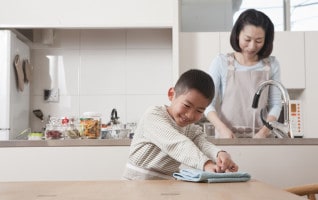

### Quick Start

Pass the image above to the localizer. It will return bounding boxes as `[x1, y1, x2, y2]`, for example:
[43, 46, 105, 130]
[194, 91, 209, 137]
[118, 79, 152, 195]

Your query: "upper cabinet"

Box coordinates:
[179, 32, 219, 74]
[272, 32, 305, 89]
[180, 31, 306, 89]
[0, 0, 174, 28]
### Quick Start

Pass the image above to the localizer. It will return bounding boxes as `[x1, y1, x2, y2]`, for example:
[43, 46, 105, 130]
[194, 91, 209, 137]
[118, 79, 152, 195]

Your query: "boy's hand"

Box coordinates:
[203, 160, 222, 173]
[216, 151, 238, 172]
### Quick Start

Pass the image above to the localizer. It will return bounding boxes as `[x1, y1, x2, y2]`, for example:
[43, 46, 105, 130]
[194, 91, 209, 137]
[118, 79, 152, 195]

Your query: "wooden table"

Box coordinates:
[0, 179, 304, 200]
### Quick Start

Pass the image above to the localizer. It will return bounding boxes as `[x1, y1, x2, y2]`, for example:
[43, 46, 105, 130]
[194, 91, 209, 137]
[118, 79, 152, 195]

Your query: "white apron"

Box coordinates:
[216, 53, 270, 138]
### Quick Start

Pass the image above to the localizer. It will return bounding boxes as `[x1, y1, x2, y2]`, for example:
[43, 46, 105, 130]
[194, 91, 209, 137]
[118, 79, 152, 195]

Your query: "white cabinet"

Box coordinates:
[272, 32, 305, 89]
[179, 32, 220, 74]
[301, 32, 318, 138]
[0, 0, 174, 28]
[219, 32, 232, 53]
[1, 145, 318, 188]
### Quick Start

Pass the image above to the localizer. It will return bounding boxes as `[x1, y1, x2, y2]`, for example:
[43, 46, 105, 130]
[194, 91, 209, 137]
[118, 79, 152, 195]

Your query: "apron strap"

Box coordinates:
[227, 53, 235, 70]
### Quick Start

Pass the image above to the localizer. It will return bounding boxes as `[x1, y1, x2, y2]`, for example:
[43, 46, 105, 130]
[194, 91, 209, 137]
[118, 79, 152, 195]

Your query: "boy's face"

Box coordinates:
[167, 88, 210, 127]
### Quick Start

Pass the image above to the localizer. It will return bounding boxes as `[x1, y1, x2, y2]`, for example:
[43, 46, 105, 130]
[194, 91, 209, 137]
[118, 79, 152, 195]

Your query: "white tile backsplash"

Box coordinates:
[127, 29, 172, 49]
[32, 29, 80, 50]
[126, 49, 172, 94]
[30, 29, 172, 129]
[80, 29, 126, 49]
[126, 94, 169, 123]
[31, 49, 80, 96]
[80, 95, 126, 124]
[79, 50, 126, 95]
[50, 29, 81, 49]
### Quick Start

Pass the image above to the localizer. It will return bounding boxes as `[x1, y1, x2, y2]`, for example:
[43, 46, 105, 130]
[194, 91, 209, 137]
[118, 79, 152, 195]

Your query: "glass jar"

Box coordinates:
[64, 117, 81, 139]
[80, 112, 101, 139]
[45, 124, 64, 140]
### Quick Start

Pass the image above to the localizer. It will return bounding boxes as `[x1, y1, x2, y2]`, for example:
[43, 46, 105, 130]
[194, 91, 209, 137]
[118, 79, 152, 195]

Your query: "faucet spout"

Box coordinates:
[252, 80, 293, 138]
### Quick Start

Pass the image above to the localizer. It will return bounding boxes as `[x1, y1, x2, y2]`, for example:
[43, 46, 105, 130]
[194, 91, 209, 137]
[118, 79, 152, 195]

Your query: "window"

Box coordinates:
[233, 0, 284, 31]
[181, 0, 318, 31]
[235, 0, 318, 31]
[290, 0, 318, 31]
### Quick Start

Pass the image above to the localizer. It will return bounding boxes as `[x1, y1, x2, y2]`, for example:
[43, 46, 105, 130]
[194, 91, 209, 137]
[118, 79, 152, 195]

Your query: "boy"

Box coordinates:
[123, 69, 238, 180]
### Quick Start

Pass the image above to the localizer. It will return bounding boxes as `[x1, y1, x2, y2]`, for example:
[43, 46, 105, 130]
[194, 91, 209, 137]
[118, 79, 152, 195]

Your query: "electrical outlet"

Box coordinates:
[44, 88, 59, 102]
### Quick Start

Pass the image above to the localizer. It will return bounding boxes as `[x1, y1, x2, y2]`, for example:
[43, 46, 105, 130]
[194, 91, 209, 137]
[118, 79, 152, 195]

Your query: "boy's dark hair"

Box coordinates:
[230, 9, 274, 59]
[174, 69, 215, 102]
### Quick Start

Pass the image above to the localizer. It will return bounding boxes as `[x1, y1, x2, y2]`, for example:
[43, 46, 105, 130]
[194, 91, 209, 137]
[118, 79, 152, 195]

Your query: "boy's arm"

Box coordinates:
[142, 108, 211, 170]
[192, 127, 223, 162]
[192, 129, 238, 172]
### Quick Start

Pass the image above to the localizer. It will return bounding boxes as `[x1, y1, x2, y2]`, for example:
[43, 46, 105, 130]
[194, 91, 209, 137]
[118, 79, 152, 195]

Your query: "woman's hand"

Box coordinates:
[217, 126, 235, 138]
[254, 115, 277, 138]
[206, 111, 235, 138]
[253, 126, 271, 138]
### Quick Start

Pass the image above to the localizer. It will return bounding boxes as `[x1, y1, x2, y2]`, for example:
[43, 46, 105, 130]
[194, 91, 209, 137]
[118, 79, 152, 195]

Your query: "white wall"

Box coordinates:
[29, 29, 173, 133]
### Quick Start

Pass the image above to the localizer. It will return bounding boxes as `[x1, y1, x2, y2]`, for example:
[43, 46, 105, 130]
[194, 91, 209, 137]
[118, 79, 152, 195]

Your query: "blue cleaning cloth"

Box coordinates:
[173, 168, 251, 183]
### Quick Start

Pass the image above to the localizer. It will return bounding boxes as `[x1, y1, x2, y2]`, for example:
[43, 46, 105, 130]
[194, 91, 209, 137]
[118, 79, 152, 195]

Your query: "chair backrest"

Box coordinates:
[285, 184, 318, 200]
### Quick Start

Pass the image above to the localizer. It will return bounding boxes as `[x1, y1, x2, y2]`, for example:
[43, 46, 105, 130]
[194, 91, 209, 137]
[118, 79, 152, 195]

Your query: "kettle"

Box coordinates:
[107, 108, 120, 125]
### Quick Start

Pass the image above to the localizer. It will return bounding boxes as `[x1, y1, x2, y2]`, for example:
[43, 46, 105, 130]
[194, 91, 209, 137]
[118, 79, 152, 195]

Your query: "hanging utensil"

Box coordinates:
[33, 109, 44, 122]
[13, 54, 24, 92]
[22, 59, 31, 83]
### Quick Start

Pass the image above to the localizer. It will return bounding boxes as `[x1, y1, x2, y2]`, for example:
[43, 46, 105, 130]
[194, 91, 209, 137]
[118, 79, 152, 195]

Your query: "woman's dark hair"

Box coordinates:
[230, 9, 274, 59]
[174, 69, 215, 102]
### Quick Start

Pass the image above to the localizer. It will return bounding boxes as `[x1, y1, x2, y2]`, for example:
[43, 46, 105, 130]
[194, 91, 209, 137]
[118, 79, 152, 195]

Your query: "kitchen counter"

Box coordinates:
[0, 179, 304, 200]
[1, 138, 317, 186]
[0, 138, 318, 147]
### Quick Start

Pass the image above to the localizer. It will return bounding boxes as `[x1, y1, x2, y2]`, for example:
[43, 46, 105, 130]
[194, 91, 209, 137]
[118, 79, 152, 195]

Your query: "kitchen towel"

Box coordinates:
[173, 169, 251, 183]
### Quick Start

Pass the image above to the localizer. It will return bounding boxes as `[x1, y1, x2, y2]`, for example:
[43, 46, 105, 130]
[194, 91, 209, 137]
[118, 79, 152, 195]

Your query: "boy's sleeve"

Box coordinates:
[142, 108, 212, 170]
[192, 127, 223, 162]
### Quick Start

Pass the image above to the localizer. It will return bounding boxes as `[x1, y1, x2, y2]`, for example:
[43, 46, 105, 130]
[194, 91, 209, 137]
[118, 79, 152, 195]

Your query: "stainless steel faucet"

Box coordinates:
[252, 80, 294, 138]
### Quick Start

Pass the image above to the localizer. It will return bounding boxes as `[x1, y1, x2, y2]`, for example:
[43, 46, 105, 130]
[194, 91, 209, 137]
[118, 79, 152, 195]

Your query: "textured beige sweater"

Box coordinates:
[123, 105, 222, 180]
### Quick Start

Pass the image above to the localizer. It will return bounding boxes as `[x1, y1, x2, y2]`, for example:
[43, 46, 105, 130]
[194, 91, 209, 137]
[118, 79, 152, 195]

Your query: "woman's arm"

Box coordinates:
[206, 111, 235, 138]
[267, 56, 283, 118]
[205, 55, 233, 138]
[254, 115, 277, 138]
[254, 57, 281, 138]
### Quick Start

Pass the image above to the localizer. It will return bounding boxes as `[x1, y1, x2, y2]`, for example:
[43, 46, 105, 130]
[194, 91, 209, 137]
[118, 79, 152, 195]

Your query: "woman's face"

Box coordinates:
[167, 88, 209, 127]
[238, 25, 265, 59]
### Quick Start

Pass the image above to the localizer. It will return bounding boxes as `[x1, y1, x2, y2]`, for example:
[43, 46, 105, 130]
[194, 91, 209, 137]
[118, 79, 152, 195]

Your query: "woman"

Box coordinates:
[205, 9, 282, 138]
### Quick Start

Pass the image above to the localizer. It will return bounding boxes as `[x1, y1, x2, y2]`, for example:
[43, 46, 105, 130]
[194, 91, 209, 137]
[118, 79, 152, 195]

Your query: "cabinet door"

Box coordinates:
[0, 0, 173, 28]
[302, 32, 318, 138]
[219, 32, 232, 54]
[272, 32, 305, 89]
[179, 32, 220, 74]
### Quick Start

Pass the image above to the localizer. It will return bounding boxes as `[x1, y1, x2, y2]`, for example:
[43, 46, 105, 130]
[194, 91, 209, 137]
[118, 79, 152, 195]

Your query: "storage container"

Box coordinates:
[80, 112, 101, 139]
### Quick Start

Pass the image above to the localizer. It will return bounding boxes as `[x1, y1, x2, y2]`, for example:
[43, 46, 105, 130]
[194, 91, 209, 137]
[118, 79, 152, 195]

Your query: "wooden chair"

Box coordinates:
[285, 184, 318, 200]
